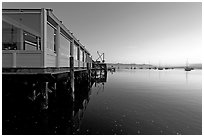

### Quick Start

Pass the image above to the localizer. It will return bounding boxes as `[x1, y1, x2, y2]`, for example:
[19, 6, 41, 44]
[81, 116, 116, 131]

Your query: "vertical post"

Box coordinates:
[78, 47, 80, 68]
[82, 50, 83, 67]
[12, 52, 16, 67]
[86, 53, 89, 77]
[56, 25, 60, 67]
[86, 53, 88, 69]
[103, 53, 105, 63]
[42, 82, 49, 110]
[29, 82, 36, 101]
[17, 28, 24, 50]
[70, 39, 75, 101]
[41, 8, 47, 67]
[53, 82, 57, 97]
[83, 51, 85, 68]
[37, 37, 40, 50]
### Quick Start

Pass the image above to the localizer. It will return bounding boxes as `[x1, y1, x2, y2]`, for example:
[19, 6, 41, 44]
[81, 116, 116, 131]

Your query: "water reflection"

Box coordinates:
[2, 71, 107, 135]
[3, 69, 201, 135]
[185, 71, 189, 84]
[78, 69, 202, 135]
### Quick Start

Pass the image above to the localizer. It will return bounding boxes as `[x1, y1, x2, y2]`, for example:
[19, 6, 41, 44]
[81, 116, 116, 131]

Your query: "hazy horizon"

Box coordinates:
[3, 2, 202, 66]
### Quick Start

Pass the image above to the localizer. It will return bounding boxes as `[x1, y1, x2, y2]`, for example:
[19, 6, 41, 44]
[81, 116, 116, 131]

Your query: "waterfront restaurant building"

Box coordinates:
[2, 9, 92, 70]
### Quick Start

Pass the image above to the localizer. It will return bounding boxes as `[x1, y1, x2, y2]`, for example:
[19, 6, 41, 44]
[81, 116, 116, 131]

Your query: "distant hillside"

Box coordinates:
[189, 63, 202, 69]
[107, 63, 202, 69]
[173, 63, 202, 69]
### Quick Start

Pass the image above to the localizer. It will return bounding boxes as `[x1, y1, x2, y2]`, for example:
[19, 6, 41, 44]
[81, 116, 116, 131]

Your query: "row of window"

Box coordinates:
[2, 21, 87, 61]
[47, 23, 86, 61]
[2, 21, 41, 51]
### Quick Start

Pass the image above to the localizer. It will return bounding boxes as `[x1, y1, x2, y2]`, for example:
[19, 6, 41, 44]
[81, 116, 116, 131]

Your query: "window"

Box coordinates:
[2, 21, 41, 51]
[74, 45, 78, 60]
[80, 49, 83, 61]
[83, 52, 86, 62]
[60, 33, 70, 56]
[2, 21, 18, 50]
[77, 47, 80, 60]
[24, 32, 40, 50]
[47, 23, 56, 52]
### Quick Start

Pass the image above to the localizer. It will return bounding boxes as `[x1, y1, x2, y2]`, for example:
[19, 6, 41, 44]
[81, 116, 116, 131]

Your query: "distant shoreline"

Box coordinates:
[106, 63, 202, 70]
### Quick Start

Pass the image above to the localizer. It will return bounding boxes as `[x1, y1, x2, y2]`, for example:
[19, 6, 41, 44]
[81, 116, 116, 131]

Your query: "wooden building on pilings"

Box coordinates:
[2, 8, 106, 109]
[2, 8, 92, 70]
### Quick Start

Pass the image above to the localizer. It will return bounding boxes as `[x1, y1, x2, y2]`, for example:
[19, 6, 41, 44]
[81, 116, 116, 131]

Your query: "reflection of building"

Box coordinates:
[3, 74, 94, 135]
[2, 9, 92, 70]
[3, 68, 107, 134]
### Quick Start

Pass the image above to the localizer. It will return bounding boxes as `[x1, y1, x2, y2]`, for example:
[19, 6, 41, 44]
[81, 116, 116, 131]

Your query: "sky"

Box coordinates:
[2, 2, 202, 66]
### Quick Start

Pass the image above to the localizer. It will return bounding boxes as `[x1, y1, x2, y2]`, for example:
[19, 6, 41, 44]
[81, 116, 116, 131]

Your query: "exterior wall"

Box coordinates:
[79, 61, 84, 68]
[57, 33, 70, 67]
[46, 50, 56, 67]
[2, 9, 92, 69]
[84, 62, 87, 68]
[2, 52, 13, 67]
[2, 50, 43, 67]
[85, 54, 92, 69]
[74, 59, 79, 67]
[59, 56, 69, 67]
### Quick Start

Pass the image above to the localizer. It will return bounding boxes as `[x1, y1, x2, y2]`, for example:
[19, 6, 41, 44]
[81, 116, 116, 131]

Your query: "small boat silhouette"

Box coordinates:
[184, 59, 192, 71]
[158, 61, 163, 70]
[184, 67, 192, 71]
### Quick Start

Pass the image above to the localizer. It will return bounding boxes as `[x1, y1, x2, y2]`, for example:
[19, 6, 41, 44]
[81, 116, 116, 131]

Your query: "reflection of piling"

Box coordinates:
[185, 71, 189, 84]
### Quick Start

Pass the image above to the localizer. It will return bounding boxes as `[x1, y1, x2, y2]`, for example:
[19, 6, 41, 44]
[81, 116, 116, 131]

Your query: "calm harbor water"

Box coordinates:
[79, 69, 202, 135]
[3, 69, 202, 135]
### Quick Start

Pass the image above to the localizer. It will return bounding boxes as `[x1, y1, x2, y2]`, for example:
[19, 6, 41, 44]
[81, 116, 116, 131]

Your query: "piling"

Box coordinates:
[42, 82, 49, 110]
[70, 39, 75, 101]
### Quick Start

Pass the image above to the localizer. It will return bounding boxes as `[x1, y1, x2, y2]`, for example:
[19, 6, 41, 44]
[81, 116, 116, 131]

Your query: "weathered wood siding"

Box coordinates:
[2, 51, 43, 67]
[17, 52, 42, 67]
[46, 50, 56, 67]
[84, 62, 87, 68]
[59, 55, 69, 67]
[79, 61, 84, 68]
[2, 52, 13, 67]
[74, 60, 78, 67]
